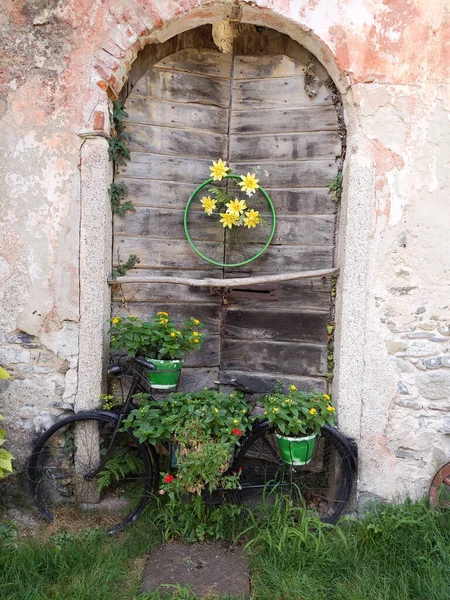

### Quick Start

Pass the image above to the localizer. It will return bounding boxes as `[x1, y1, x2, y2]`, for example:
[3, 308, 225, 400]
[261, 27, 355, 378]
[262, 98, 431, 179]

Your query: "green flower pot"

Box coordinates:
[275, 432, 316, 466]
[147, 359, 182, 390]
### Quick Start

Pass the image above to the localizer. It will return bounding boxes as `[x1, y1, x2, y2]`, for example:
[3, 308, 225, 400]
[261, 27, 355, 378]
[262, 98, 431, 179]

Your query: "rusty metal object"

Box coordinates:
[429, 463, 450, 508]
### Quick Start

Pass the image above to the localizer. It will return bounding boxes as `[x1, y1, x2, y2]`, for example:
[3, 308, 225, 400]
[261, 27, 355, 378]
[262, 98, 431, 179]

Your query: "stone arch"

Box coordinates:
[77, 2, 375, 497]
[91, 4, 351, 100]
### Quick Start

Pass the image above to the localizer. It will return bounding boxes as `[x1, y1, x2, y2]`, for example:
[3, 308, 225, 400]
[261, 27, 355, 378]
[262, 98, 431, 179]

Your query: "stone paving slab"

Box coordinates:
[140, 541, 250, 598]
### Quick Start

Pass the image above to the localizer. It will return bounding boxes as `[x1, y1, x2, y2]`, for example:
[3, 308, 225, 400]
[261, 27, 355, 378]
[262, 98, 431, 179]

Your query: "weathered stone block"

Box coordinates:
[422, 356, 445, 369]
[406, 332, 432, 339]
[437, 419, 450, 434]
[429, 403, 450, 412]
[387, 340, 407, 354]
[402, 340, 444, 357]
[394, 398, 423, 410]
[390, 357, 416, 374]
[437, 322, 450, 337]
[417, 371, 450, 400]
[397, 381, 409, 395]
[395, 447, 422, 460]
[0, 347, 31, 365]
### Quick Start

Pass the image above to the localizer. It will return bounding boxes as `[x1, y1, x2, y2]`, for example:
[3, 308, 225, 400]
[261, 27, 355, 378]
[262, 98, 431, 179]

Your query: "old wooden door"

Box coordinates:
[113, 32, 341, 393]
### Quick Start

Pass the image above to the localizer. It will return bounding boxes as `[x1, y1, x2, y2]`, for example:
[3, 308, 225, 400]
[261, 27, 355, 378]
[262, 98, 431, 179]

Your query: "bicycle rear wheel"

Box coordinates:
[232, 424, 355, 523]
[28, 412, 157, 533]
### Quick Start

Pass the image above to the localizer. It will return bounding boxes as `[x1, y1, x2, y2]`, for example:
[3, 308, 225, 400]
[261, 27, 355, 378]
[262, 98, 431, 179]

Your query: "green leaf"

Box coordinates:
[0, 367, 10, 379]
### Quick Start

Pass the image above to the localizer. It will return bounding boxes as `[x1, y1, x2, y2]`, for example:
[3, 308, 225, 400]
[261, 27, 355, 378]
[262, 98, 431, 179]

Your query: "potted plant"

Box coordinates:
[262, 382, 336, 466]
[108, 312, 205, 390]
[122, 388, 252, 497]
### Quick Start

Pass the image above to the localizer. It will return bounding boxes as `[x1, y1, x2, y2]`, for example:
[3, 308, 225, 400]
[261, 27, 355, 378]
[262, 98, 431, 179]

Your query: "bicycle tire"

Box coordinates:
[232, 423, 355, 523]
[28, 412, 158, 533]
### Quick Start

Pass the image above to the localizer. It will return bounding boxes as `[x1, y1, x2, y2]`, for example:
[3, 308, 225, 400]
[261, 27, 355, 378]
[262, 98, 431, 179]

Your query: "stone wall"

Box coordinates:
[0, 0, 449, 507]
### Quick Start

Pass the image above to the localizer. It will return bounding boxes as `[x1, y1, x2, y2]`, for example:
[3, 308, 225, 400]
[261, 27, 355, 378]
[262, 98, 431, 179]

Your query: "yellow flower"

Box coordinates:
[193, 332, 199, 337]
[193, 319, 200, 325]
[327, 405, 336, 412]
[264, 411, 268, 415]
[159, 318, 168, 325]
[239, 173, 259, 196]
[290, 385, 297, 391]
[170, 332, 176, 337]
[226, 198, 247, 215]
[309, 408, 317, 415]
[214, 408, 219, 414]
[157, 311, 168, 316]
[220, 212, 239, 229]
[243, 209, 261, 229]
[193, 338, 200, 343]
[112, 317, 120, 324]
[233, 419, 239, 425]
[284, 399, 292, 404]
[242, 409, 247, 414]
[272, 407, 279, 413]
[176, 330, 181, 335]
[323, 394, 330, 400]
[210, 159, 229, 181]
[230, 394, 235, 399]
[200, 196, 217, 215]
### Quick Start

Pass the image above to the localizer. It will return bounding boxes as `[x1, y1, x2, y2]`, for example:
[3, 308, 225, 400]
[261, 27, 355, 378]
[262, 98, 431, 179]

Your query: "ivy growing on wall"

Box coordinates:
[111, 254, 140, 280]
[108, 100, 135, 215]
[328, 173, 343, 205]
[326, 276, 338, 385]
[107, 100, 140, 279]
[109, 182, 135, 218]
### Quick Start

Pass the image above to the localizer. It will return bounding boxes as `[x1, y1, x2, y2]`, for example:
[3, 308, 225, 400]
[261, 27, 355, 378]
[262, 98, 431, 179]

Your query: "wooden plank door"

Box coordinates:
[113, 41, 340, 392]
[113, 48, 233, 389]
[221, 52, 340, 392]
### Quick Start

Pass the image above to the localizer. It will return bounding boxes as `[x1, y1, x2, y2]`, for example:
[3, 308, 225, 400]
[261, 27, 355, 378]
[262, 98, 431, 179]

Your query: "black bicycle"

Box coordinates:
[28, 356, 357, 532]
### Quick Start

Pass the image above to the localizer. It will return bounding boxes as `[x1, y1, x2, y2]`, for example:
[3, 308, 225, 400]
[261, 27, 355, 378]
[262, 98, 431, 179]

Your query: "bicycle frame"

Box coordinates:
[84, 359, 154, 480]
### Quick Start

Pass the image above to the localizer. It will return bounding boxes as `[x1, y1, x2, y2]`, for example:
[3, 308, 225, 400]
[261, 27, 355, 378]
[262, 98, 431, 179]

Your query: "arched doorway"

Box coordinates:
[112, 24, 344, 393]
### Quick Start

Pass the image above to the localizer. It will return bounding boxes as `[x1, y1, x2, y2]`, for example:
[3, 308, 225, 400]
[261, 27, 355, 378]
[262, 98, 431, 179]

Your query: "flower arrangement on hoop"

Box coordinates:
[201, 159, 267, 230]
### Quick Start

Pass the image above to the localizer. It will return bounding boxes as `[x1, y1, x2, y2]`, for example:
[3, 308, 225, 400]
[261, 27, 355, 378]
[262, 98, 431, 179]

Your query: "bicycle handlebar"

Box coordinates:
[133, 357, 157, 371]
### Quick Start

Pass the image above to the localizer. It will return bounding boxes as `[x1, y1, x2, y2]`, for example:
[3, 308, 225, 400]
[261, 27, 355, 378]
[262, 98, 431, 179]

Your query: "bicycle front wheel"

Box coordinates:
[232, 424, 355, 523]
[28, 412, 157, 533]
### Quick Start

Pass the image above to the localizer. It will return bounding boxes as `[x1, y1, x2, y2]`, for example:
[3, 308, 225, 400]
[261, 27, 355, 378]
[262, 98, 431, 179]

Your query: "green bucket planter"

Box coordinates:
[275, 432, 316, 466]
[147, 359, 182, 390]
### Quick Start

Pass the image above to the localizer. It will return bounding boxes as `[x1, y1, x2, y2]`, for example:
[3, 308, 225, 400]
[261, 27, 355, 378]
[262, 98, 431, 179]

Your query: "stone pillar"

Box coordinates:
[333, 146, 375, 440]
[76, 135, 112, 411]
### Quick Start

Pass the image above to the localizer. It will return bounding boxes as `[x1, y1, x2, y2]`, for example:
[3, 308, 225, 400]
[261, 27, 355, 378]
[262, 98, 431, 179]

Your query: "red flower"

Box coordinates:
[164, 474, 174, 484]
[233, 428, 242, 436]
[238, 466, 243, 472]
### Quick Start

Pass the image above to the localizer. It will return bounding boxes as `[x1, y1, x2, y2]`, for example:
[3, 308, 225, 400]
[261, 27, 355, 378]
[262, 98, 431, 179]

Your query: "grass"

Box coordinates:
[245, 497, 450, 600]
[0, 497, 449, 600]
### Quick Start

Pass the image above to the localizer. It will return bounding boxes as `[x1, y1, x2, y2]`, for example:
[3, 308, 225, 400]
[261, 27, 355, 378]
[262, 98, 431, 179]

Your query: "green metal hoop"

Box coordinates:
[184, 174, 276, 268]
